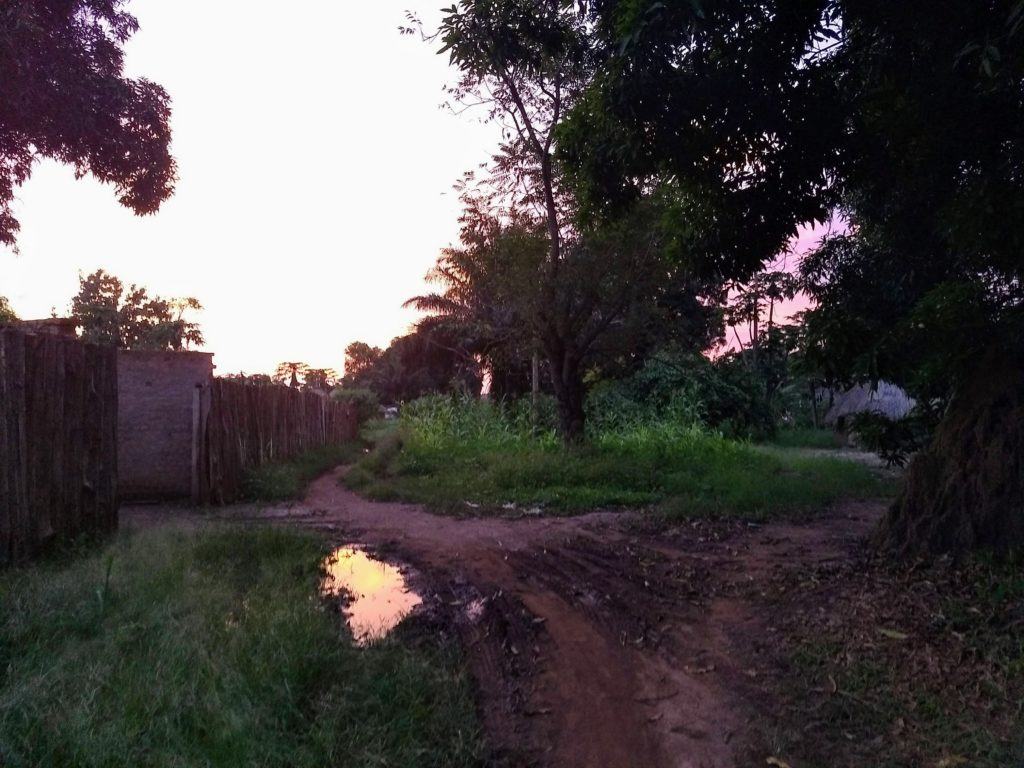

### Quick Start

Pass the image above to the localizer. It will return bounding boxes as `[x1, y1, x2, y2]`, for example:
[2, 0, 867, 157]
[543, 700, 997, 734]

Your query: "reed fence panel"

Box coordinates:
[0, 329, 117, 563]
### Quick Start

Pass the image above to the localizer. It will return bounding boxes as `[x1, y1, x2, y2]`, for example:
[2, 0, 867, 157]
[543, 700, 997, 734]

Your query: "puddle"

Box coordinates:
[321, 546, 422, 645]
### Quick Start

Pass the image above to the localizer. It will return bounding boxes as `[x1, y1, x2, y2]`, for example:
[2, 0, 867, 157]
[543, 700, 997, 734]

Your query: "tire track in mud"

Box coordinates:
[127, 467, 885, 768]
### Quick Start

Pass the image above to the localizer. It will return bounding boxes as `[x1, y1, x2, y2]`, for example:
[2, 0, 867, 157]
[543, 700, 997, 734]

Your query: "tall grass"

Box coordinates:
[0, 526, 483, 767]
[241, 442, 364, 502]
[346, 395, 893, 518]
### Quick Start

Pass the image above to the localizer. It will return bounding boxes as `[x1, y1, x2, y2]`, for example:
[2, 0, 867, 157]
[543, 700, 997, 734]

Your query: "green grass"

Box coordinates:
[345, 400, 893, 519]
[769, 426, 843, 450]
[242, 442, 364, 502]
[0, 526, 483, 768]
[774, 561, 1024, 767]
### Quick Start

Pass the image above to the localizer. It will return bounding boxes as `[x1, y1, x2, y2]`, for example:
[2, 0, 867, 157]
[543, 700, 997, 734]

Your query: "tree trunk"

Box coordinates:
[875, 353, 1024, 558]
[531, 349, 540, 432]
[555, 379, 586, 445]
[546, 347, 586, 445]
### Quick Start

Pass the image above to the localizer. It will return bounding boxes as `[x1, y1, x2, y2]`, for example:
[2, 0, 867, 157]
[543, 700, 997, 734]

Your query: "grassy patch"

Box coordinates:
[345, 400, 892, 519]
[764, 559, 1024, 768]
[242, 442, 364, 502]
[0, 526, 483, 767]
[769, 427, 843, 450]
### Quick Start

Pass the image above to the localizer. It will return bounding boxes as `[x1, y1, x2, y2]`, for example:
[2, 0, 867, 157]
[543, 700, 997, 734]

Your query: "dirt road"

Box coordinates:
[126, 468, 885, 767]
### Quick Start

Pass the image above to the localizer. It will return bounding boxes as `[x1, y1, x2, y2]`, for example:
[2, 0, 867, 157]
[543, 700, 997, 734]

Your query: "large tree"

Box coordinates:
[434, 0, 721, 441]
[434, 0, 594, 439]
[342, 327, 483, 404]
[342, 342, 384, 385]
[71, 269, 203, 350]
[408, 190, 723, 414]
[404, 197, 545, 401]
[0, 0, 175, 247]
[274, 362, 309, 388]
[303, 367, 339, 392]
[561, 0, 1024, 556]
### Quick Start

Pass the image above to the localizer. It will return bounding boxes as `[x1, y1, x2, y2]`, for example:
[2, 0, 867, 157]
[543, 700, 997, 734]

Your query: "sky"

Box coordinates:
[0, 1, 499, 376]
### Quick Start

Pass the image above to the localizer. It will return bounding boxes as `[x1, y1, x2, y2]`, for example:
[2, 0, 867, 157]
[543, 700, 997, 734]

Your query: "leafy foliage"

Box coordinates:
[0, 0, 176, 248]
[341, 328, 482, 404]
[346, 395, 889, 517]
[273, 362, 308, 388]
[564, 0, 1024, 392]
[0, 296, 16, 324]
[849, 412, 929, 469]
[302, 368, 338, 392]
[330, 387, 380, 423]
[241, 443, 363, 502]
[71, 270, 203, 350]
[429, 2, 723, 441]
[559, 0, 1024, 553]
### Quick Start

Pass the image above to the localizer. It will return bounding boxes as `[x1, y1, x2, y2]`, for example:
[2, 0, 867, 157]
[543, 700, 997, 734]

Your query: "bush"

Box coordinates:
[242, 443, 363, 501]
[851, 411, 930, 467]
[331, 387, 380, 422]
[401, 394, 559, 449]
[584, 352, 780, 440]
[346, 394, 891, 518]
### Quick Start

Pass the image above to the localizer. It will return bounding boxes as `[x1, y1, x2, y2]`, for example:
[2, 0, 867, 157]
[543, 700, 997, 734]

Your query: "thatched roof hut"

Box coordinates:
[825, 381, 915, 428]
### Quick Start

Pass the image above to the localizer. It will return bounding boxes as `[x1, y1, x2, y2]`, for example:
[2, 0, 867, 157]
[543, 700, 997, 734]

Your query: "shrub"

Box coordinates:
[850, 411, 930, 467]
[331, 387, 380, 422]
[242, 443, 362, 501]
[346, 394, 890, 518]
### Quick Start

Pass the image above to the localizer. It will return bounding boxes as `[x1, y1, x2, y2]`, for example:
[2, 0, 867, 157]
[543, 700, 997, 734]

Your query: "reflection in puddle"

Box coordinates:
[321, 546, 421, 645]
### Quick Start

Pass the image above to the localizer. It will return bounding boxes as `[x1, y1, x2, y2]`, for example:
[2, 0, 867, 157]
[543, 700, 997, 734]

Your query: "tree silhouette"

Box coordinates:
[71, 270, 203, 350]
[274, 362, 309, 389]
[0, 0, 176, 248]
[0, 296, 17, 324]
[564, 0, 1024, 556]
[303, 368, 338, 392]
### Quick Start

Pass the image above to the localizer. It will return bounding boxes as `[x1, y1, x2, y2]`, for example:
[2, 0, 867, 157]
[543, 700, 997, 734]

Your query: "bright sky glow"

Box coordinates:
[0, 1, 498, 375]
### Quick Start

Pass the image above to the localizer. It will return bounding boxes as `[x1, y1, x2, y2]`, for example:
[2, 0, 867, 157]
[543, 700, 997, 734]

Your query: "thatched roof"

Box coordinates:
[825, 381, 915, 427]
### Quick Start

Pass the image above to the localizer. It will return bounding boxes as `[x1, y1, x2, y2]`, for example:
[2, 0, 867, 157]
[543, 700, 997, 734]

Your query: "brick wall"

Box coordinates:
[118, 351, 214, 500]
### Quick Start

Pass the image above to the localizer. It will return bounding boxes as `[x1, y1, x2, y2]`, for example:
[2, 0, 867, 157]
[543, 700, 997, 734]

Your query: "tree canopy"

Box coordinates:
[71, 270, 202, 350]
[429, 1, 723, 440]
[558, 0, 1024, 555]
[0, 0, 176, 248]
[341, 328, 483, 404]
[0, 296, 17, 324]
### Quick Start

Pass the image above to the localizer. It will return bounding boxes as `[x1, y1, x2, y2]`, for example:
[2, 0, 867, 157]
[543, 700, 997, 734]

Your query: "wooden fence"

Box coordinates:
[197, 379, 358, 504]
[0, 329, 118, 563]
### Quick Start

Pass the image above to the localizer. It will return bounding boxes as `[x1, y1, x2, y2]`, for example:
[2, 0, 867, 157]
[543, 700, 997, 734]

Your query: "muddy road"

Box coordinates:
[126, 468, 885, 767]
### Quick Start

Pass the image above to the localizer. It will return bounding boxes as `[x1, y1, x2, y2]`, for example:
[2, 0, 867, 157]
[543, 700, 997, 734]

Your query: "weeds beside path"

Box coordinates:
[0, 525, 483, 768]
[345, 419, 892, 520]
[241, 441, 365, 502]
[159, 464, 1022, 768]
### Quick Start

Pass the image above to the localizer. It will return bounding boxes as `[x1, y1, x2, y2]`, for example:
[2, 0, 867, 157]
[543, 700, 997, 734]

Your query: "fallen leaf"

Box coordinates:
[877, 627, 910, 641]
[685, 663, 716, 675]
[766, 758, 793, 768]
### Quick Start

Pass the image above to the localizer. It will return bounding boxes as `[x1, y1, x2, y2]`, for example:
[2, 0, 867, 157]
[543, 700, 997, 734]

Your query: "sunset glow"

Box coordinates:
[0, 1, 498, 375]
